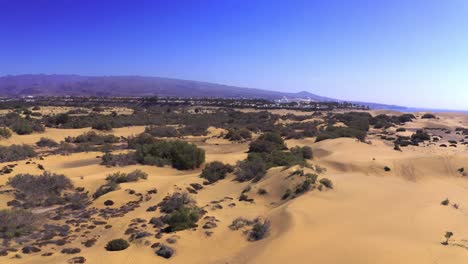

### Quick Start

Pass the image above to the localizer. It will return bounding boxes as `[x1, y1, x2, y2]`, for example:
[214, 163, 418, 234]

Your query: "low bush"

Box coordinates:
[145, 126, 179, 137]
[159, 192, 194, 213]
[229, 217, 255, 230]
[319, 178, 333, 189]
[66, 131, 119, 145]
[248, 132, 286, 153]
[396, 127, 406, 132]
[93, 181, 119, 199]
[92, 120, 113, 131]
[101, 152, 137, 167]
[411, 130, 431, 142]
[248, 219, 270, 241]
[163, 207, 201, 232]
[0, 143, 53, 161]
[290, 146, 313, 159]
[316, 126, 366, 142]
[8, 172, 73, 207]
[0, 209, 37, 238]
[105, 239, 129, 251]
[135, 140, 205, 170]
[200, 161, 234, 183]
[422, 113, 436, 119]
[282, 189, 292, 200]
[235, 155, 267, 182]
[105, 169, 148, 184]
[65, 192, 90, 210]
[295, 178, 312, 195]
[224, 128, 252, 141]
[0, 127, 12, 138]
[36, 137, 59, 148]
[441, 198, 450, 206]
[10, 119, 44, 135]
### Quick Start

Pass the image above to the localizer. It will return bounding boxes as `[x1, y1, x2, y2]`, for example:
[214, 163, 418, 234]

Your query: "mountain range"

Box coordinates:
[0, 74, 407, 110]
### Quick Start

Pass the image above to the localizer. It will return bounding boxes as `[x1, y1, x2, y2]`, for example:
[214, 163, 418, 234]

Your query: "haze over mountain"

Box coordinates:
[0, 74, 408, 110]
[0, 74, 331, 100]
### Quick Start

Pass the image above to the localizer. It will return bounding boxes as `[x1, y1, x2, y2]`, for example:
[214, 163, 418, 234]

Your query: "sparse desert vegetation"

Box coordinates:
[0, 99, 467, 264]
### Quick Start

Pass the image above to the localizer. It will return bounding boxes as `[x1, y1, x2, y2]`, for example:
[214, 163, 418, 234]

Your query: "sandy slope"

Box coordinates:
[2, 113, 468, 263]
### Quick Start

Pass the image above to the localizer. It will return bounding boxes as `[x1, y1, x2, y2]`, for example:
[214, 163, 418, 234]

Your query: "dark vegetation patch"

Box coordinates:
[0, 127, 12, 138]
[65, 131, 119, 145]
[422, 113, 436, 119]
[93, 170, 147, 199]
[224, 128, 252, 141]
[105, 239, 129, 251]
[316, 112, 415, 142]
[134, 140, 205, 170]
[36, 137, 59, 148]
[200, 161, 234, 184]
[0, 145, 36, 162]
[316, 126, 366, 142]
[8, 172, 74, 207]
[0, 209, 38, 239]
[144, 126, 179, 137]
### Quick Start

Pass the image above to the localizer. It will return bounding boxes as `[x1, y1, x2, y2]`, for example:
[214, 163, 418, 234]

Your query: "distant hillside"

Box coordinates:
[0, 74, 408, 110]
[0, 74, 332, 101]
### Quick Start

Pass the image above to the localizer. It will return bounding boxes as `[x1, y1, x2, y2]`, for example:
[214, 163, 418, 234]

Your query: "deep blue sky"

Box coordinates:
[1, 0, 468, 109]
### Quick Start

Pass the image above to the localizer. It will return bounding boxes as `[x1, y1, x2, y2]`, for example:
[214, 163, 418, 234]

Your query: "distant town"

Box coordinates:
[0, 96, 369, 111]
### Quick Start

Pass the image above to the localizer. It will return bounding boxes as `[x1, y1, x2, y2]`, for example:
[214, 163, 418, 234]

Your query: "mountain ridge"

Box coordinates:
[0, 74, 407, 110]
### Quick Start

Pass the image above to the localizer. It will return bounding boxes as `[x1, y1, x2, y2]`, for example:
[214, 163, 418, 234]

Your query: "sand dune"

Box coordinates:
[2, 112, 468, 263]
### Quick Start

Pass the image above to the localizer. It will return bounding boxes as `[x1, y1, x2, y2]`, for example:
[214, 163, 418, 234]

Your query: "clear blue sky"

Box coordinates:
[1, 0, 468, 109]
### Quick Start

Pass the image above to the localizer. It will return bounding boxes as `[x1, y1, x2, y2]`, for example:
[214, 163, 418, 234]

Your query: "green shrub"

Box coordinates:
[422, 113, 436, 119]
[105, 170, 148, 184]
[235, 155, 267, 182]
[8, 172, 73, 207]
[224, 128, 252, 141]
[249, 132, 286, 153]
[0, 209, 37, 238]
[159, 192, 195, 213]
[304, 173, 318, 184]
[135, 140, 205, 170]
[105, 239, 129, 251]
[316, 126, 366, 142]
[36, 137, 59, 147]
[248, 219, 270, 241]
[396, 127, 406, 132]
[163, 207, 201, 232]
[145, 126, 179, 137]
[441, 198, 450, 206]
[282, 189, 292, 200]
[101, 152, 137, 167]
[319, 178, 333, 189]
[93, 181, 119, 199]
[411, 130, 430, 142]
[0, 127, 12, 139]
[66, 131, 119, 145]
[290, 146, 313, 159]
[11, 120, 33, 135]
[32, 106, 41, 111]
[92, 120, 113, 131]
[200, 161, 234, 183]
[0, 144, 36, 162]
